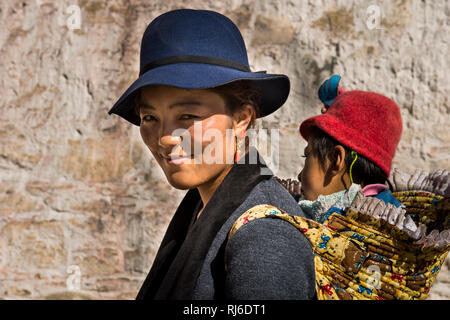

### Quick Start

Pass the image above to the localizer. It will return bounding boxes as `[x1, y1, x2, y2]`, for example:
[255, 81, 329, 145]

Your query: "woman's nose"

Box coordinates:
[297, 170, 302, 182]
[159, 135, 182, 149]
[157, 119, 184, 147]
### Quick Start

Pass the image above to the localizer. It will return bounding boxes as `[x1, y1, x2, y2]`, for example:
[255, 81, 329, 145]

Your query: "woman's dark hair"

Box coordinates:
[308, 126, 391, 189]
[210, 80, 261, 129]
[133, 80, 261, 129]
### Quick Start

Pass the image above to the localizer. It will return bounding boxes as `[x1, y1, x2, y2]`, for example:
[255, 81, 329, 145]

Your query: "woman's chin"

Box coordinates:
[165, 172, 201, 190]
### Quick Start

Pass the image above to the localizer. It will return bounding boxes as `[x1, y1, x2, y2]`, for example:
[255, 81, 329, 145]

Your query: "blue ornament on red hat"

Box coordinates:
[318, 75, 345, 112]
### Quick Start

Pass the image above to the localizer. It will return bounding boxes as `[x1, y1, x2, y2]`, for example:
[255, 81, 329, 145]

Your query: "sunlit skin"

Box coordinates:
[298, 136, 351, 201]
[138, 85, 253, 217]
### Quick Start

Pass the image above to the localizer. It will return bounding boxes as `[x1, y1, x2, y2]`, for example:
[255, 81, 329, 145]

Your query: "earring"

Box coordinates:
[234, 129, 246, 163]
[349, 150, 358, 184]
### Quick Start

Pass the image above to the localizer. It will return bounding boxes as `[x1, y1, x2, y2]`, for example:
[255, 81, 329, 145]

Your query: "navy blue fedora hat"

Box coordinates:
[108, 9, 290, 126]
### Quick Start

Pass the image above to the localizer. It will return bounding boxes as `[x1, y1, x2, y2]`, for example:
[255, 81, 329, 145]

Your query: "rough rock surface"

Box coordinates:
[0, 0, 448, 299]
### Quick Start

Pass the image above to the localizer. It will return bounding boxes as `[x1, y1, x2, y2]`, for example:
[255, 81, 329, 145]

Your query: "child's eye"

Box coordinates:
[302, 148, 310, 158]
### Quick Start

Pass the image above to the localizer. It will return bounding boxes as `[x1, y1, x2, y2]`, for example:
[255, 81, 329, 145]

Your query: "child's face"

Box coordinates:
[298, 142, 328, 201]
[298, 136, 348, 201]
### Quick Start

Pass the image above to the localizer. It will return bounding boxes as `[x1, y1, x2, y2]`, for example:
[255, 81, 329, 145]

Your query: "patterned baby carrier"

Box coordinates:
[227, 169, 450, 299]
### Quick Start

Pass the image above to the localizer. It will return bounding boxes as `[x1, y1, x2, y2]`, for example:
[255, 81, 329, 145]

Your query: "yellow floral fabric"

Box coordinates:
[227, 192, 449, 300]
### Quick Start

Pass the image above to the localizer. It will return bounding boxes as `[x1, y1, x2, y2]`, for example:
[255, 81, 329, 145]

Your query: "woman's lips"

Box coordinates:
[161, 154, 192, 165]
[168, 156, 190, 165]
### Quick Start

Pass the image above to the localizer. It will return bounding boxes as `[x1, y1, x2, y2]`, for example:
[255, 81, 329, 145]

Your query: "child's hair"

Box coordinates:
[309, 126, 392, 188]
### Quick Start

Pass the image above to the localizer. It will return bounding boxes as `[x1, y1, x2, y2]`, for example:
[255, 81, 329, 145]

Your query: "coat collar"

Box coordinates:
[136, 147, 272, 299]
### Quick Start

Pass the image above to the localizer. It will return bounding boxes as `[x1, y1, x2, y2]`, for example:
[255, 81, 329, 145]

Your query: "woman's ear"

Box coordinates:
[232, 104, 254, 134]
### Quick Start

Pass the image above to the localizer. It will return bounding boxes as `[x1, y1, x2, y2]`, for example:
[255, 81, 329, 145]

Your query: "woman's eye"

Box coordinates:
[142, 115, 157, 122]
[180, 114, 199, 120]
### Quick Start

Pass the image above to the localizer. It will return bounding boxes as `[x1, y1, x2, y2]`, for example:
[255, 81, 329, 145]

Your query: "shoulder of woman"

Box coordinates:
[226, 214, 313, 257]
[247, 177, 305, 216]
[224, 212, 316, 299]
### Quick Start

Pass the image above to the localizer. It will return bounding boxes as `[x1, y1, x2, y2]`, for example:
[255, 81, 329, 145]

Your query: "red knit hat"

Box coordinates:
[299, 90, 402, 177]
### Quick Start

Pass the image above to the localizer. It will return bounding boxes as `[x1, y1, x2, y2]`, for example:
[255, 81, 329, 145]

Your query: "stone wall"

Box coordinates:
[0, 0, 448, 299]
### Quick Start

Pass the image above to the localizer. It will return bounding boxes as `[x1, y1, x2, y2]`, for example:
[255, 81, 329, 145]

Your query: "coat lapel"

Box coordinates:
[136, 148, 272, 299]
[135, 188, 200, 299]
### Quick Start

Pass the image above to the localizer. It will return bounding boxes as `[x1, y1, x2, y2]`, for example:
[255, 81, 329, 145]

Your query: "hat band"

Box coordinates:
[139, 54, 251, 76]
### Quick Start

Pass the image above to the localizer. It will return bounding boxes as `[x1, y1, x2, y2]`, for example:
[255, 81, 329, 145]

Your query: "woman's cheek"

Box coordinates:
[190, 119, 218, 155]
[140, 124, 158, 151]
[203, 117, 234, 163]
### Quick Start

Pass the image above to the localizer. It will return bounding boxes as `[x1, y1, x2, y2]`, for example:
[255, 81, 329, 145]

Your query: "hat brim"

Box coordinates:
[108, 63, 290, 126]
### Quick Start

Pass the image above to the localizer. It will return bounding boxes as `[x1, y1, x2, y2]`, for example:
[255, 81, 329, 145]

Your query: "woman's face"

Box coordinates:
[138, 85, 237, 190]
